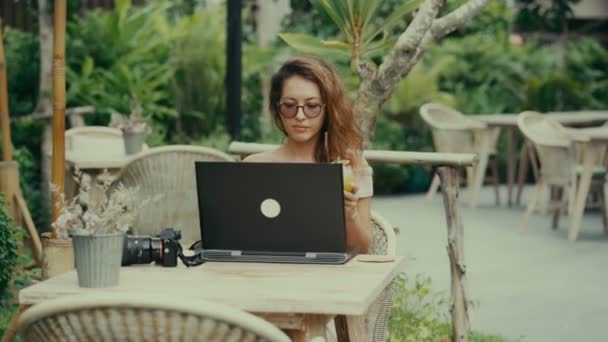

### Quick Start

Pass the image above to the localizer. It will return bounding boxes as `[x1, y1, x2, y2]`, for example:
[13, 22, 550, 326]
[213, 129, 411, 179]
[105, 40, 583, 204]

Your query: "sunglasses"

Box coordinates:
[277, 102, 326, 119]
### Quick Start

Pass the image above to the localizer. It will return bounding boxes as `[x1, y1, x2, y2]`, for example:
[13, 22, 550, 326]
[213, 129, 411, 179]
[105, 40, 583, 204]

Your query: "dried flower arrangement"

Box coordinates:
[51, 170, 160, 239]
[110, 100, 150, 134]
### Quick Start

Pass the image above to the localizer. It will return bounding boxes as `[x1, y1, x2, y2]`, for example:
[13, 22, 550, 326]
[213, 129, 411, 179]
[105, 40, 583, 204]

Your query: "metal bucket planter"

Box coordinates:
[71, 232, 124, 288]
[41, 232, 74, 280]
[123, 130, 146, 155]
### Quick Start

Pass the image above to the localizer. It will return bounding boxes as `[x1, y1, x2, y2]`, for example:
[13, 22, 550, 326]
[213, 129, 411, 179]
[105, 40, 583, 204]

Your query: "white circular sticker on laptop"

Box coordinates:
[260, 198, 281, 218]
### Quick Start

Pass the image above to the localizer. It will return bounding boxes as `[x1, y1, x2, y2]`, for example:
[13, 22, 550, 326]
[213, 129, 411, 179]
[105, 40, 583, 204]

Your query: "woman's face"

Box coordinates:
[278, 75, 326, 144]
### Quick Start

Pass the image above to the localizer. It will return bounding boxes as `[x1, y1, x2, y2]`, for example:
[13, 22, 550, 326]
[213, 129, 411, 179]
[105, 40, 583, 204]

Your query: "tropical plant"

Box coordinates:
[172, 3, 227, 138]
[280, 0, 423, 65]
[66, 0, 180, 136]
[514, 0, 581, 33]
[2, 28, 39, 117]
[279, 0, 492, 143]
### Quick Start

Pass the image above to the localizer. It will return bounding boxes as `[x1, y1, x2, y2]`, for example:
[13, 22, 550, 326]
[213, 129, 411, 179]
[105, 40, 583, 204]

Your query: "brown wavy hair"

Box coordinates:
[269, 56, 363, 163]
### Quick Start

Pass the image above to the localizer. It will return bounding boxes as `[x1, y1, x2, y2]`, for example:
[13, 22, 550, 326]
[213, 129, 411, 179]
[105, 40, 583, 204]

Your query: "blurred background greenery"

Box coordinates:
[1, 0, 607, 339]
[1, 0, 607, 228]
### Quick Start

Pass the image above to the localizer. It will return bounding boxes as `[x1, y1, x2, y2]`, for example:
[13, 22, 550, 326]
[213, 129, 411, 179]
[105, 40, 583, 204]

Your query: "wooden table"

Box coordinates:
[475, 111, 608, 208]
[18, 255, 404, 341]
[566, 126, 608, 241]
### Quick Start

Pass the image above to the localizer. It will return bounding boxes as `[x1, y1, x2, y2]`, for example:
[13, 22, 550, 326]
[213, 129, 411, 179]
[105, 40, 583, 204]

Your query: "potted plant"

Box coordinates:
[112, 101, 151, 155]
[51, 171, 154, 288]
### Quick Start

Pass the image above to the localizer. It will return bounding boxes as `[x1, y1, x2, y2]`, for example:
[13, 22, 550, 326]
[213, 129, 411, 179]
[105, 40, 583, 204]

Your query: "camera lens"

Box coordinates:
[150, 238, 163, 263]
[121, 236, 161, 266]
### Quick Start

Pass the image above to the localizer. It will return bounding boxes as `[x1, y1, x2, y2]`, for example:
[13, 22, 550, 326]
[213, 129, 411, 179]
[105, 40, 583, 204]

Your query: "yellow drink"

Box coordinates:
[342, 164, 356, 193]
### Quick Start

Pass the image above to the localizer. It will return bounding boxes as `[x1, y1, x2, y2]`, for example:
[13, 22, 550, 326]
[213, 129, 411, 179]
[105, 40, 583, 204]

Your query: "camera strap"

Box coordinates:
[176, 241, 207, 267]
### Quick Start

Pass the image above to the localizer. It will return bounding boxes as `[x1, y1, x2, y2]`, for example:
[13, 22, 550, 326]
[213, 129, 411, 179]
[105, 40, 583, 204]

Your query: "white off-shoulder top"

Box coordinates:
[353, 166, 374, 198]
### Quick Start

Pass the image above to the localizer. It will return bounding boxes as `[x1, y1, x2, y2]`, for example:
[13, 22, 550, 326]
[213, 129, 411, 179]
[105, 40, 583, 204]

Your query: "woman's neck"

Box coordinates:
[281, 137, 320, 162]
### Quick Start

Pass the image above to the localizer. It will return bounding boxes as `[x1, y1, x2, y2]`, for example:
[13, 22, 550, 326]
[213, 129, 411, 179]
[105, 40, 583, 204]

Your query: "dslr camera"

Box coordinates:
[121, 228, 182, 267]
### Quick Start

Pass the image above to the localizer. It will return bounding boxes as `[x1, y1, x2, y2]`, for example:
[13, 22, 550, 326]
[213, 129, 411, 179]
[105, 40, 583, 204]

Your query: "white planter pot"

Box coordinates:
[71, 232, 124, 288]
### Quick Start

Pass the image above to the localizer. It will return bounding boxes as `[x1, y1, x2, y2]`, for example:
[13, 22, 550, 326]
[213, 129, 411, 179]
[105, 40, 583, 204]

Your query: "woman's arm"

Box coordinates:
[343, 155, 373, 253]
[345, 195, 372, 253]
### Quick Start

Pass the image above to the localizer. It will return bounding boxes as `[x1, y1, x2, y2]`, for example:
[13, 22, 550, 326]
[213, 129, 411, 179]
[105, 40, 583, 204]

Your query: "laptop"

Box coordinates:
[194, 161, 360, 264]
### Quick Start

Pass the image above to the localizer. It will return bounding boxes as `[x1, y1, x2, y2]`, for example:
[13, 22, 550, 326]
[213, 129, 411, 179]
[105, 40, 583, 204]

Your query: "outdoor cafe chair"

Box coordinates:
[362, 210, 398, 342]
[111, 145, 235, 243]
[18, 293, 291, 342]
[517, 111, 608, 231]
[420, 103, 501, 205]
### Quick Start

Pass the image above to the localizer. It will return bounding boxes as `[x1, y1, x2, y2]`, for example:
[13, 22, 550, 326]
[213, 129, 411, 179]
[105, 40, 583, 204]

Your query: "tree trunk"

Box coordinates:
[353, 81, 386, 147]
[37, 0, 53, 114]
[38, 0, 54, 225]
[353, 0, 491, 143]
[0, 23, 12, 162]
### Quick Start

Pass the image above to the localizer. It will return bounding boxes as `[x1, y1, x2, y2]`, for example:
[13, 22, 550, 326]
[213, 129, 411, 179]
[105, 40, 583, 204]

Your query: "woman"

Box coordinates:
[243, 55, 373, 254]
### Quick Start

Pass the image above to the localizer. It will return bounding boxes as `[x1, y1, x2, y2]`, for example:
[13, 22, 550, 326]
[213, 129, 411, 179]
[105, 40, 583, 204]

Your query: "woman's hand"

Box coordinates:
[344, 184, 359, 222]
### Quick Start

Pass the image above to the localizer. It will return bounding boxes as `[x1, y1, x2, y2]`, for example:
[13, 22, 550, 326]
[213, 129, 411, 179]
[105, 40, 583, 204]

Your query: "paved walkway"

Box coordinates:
[373, 186, 608, 342]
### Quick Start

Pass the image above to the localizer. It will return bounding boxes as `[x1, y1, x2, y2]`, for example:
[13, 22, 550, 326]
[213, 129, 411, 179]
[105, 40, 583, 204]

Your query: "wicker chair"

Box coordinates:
[18, 293, 291, 342]
[363, 210, 398, 342]
[420, 103, 501, 205]
[517, 111, 608, 231]
[111, 145, 235, 242]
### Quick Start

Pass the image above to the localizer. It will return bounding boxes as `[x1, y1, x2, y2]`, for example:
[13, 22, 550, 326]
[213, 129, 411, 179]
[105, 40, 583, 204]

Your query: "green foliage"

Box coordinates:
[0, 304, 21, 341]
[565, 38, 608, 109]
[3, 28, 39, 117]
[388, 274, 510, 342]
[447, 0, 514, 37]
[429, 33, 530, 114]
[428, 33, 608, 115]
[384, 59, 455, 127]
[371, 115, 409, 194]
[389, 274, 447, 341]
[66, 0, 179, 139]
[172, 3, 227, 138]
[514, 0, 581, 33]
[14, 147, 48, 234]
[0, 195, 19, 299]
[279, 0, 422, 67]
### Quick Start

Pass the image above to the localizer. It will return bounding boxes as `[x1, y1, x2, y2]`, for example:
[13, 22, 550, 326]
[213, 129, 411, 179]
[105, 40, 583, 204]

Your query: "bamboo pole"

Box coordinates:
[0, 20, 12, 162]
[51, 0, 67, 237]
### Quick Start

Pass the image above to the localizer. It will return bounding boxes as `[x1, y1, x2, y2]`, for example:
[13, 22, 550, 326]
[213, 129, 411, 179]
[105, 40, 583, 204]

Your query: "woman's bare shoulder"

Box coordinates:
[242, 150, 281, 163]
[348, 151, 370, 169]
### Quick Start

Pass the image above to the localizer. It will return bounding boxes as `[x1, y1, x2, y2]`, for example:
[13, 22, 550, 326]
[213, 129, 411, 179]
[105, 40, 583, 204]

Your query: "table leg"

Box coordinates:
[506, 127, 516, 206]
[469, 128, 495, 208]
[437, 166, 469, 342]
[569, 144, 598, 241]
[335, 315, 367, 342]
[1, 304, 30, 342]
[515, 141, 530, 206]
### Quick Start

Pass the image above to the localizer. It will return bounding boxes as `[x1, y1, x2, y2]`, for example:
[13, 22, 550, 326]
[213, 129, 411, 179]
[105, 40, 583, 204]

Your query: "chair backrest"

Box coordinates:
[366, 210, 397, 342]
[18, 293, 291, 342]
[369, 210, 397, 256]
[112, 145, 235, 242]
[517, 111, 574, 185]
[419, 103, 486, 154]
